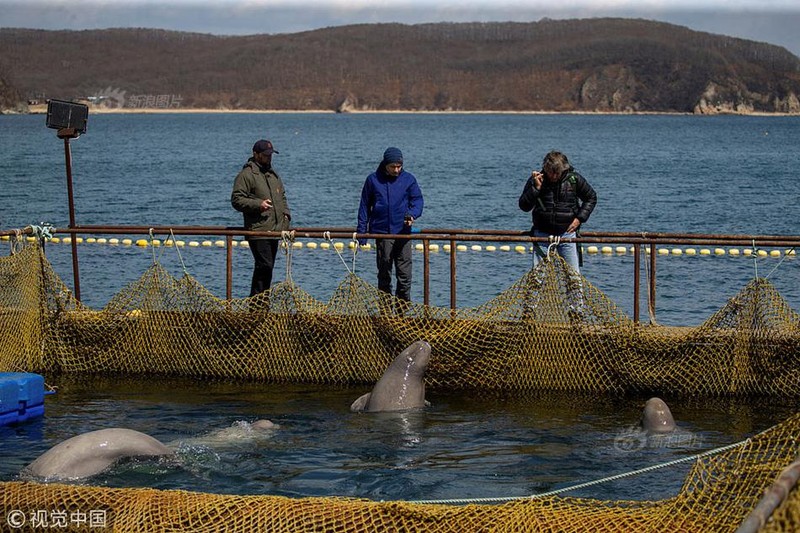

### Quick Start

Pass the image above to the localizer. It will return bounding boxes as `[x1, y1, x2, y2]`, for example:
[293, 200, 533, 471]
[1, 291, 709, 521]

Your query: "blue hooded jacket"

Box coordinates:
[357, 160, 424, 243]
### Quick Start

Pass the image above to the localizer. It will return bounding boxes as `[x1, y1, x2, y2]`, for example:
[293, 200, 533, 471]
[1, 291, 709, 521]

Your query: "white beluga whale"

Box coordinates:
[23, 419, 278, 481]
[23, 428, 174, 481]
[351, 340, 431, 413]
[174, 419, 278, 448]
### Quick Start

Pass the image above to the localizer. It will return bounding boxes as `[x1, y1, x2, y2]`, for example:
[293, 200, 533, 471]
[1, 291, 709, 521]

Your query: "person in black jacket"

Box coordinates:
[519, 151, 597, 317]
[519, 150, 597, 274]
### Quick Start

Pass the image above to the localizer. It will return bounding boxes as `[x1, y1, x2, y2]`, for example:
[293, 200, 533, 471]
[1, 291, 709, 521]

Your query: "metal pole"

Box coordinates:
[226, 235, 233, 300]
[449, 238, 457, 310]
[633, 243, 640, 323]
[649, 242, 657, 322]
[423, 238, 430, 306]
[61, 131, 81, 302]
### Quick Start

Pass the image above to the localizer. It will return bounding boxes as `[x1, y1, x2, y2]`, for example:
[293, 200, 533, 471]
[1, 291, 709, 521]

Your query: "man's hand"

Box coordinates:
[260, 199, 273, 212]
[404, 215, 415, 227]
[531, 170, 544, 190]
[567, 218, 581, 234]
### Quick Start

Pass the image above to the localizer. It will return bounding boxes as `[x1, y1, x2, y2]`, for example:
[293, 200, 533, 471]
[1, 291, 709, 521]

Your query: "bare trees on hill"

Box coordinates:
[1, 19, 799, 113]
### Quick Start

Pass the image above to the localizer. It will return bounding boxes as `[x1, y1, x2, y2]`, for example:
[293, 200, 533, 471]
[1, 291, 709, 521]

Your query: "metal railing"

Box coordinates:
[5, 224, 799, 323]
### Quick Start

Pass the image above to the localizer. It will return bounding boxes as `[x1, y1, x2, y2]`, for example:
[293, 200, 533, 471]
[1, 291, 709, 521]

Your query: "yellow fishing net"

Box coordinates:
[3, 240, 800, 531]
[1, 411, 799, 531]
[2, 240, 799, 397]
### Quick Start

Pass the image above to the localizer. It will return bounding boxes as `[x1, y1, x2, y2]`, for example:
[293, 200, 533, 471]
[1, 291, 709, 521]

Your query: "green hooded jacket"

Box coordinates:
[231, 159, 291, 239]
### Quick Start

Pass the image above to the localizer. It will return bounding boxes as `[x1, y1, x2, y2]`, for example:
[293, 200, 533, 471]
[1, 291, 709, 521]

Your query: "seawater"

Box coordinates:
[1, 113, 799, 502]
[3, 377, 797, 502]
[1, 112, 798, 323]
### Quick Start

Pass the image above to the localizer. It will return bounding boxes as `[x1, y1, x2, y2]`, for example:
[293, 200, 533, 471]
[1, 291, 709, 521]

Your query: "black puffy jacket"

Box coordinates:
[518, 169, 597, 235]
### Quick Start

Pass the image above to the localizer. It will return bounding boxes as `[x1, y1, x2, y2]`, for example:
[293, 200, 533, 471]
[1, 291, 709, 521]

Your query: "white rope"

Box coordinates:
[350, 232, 359, 275]
[407, 438, 749, 506]
[166, 229, 189, 275]
[546, 235, 561, 258]
[11, 228, 24, 254]
[751, 239, 760, 279]
[325, 231, 353, 275]
[18, 224, 55, 254]
[282, 230, 295, 283]
[29, 224, 55, 241]
[765, 246, 795, 280]
[149, 228, 158, 265]
[641, 236, 658, 325]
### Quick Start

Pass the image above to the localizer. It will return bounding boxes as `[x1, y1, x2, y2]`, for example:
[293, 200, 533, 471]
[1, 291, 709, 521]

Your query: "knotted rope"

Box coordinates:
[282, 230, 295, 283]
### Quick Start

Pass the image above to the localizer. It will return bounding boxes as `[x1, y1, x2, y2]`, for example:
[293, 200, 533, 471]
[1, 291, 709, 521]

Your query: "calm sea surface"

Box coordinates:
[1, 113, 799, 503]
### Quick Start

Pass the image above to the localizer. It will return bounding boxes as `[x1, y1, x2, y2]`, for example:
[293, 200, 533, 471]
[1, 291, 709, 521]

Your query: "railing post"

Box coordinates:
[226, 235, 233, 300]
[449, 238, 457, 311]
[633, 243, 640, 323]
[649, 241, 657, 322]
[423, 238, 430, 306]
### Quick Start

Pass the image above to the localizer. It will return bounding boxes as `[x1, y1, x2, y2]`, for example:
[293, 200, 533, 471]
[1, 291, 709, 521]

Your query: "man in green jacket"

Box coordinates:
[231, 139, 291, 297]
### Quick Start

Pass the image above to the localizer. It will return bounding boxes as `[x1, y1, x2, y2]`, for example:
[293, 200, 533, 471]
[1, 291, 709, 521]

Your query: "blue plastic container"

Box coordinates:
[0, 372, 48, 426]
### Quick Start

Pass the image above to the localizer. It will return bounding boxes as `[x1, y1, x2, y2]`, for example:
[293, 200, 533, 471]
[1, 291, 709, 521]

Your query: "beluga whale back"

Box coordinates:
[24, 428, 174, 481]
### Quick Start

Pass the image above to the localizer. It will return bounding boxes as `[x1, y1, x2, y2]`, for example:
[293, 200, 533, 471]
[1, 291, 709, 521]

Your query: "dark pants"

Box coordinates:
[248, 239, 279, 297]
[375, 238, 412, 301]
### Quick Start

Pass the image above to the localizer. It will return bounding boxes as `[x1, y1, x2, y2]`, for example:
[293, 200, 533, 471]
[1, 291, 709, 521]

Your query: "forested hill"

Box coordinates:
[1, 18, 800, 114]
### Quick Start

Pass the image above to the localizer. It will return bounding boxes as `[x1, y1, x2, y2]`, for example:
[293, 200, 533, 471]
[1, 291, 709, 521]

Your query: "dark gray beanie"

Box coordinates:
[382, 147, 403, 165]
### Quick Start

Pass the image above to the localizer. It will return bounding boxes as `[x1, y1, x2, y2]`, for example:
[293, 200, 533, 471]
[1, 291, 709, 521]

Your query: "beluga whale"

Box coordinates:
[350, 340, 431, 413]
[23, 428, 174, 481]
[640, 397, 676, 434]
[23, 419, 278, 481]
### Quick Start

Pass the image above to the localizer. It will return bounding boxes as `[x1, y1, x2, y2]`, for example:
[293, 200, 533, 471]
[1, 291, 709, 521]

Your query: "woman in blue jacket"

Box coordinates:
[357, 147, 424, 303]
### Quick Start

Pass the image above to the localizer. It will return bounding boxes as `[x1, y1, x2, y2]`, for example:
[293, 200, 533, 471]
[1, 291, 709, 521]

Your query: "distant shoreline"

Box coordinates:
[12, 105, 798, 117]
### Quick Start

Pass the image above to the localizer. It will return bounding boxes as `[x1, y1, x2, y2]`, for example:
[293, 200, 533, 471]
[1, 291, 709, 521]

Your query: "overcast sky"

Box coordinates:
[2, 0, 799, 57]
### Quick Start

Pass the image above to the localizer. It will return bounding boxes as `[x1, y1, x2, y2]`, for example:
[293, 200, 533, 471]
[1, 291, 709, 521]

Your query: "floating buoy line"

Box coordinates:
[2, 235, 796, 258]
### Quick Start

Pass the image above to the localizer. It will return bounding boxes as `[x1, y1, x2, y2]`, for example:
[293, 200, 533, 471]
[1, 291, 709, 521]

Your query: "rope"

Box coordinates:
[751, 239, 760, 279]
[324, 231, 353, 275]
[350, 232, 359, 275]
[11, 228, 24, 254]
[765, 246, 795, 280]
[282, 230, 295, 284]
[21, 224, 55, 254]
[29, 224, 55, 241]
[407, 438, 749, 506]
[546, 235, 561, 258]
[166, 229, 189, 275]
[640, 238, 658, 325]
[149, 228, 158, 265]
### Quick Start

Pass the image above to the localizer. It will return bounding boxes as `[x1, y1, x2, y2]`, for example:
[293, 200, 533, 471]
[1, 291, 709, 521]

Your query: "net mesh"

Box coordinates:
[1, 412, 799, 531]
[2, 241, 799, 397]
[3, 240, 800, 531]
